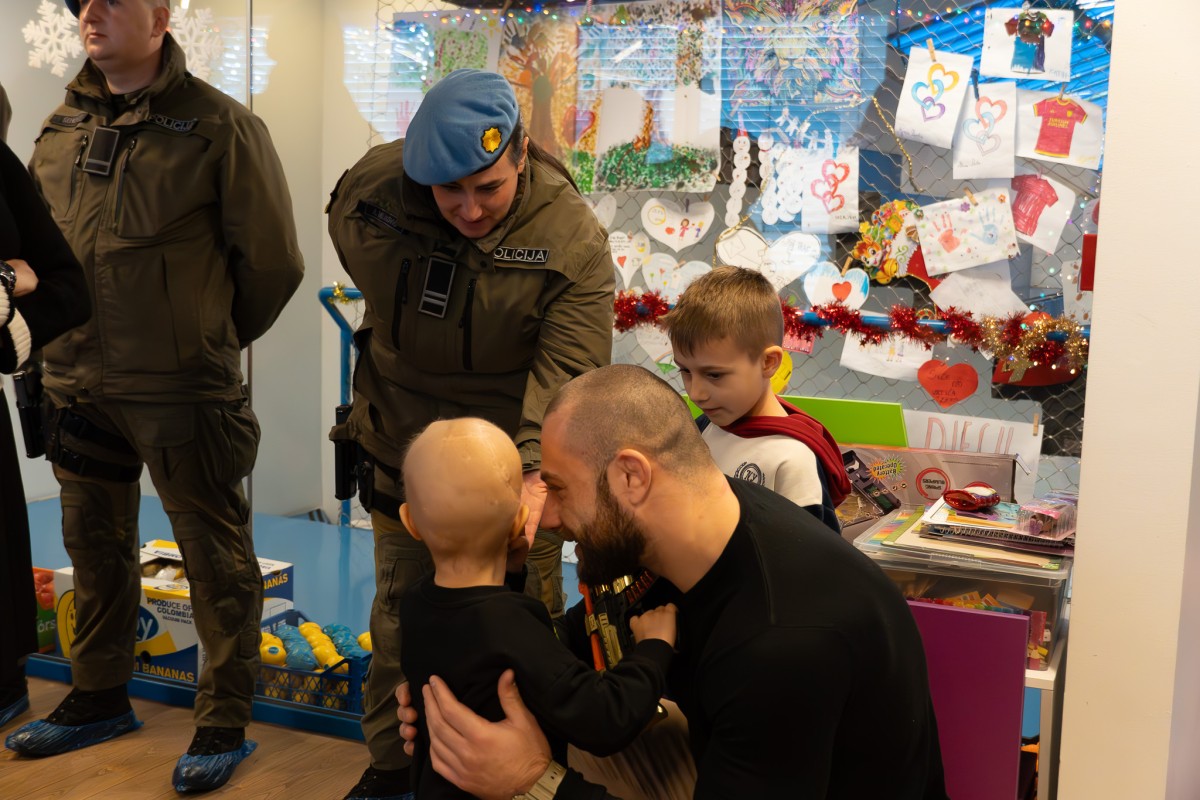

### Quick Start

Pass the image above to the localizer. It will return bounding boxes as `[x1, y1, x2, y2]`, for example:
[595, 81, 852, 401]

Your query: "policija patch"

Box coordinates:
[494, 246, 550, 264]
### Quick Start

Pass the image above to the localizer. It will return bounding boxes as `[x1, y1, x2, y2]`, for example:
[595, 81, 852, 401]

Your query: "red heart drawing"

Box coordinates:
[665, 227, 675, 235]
[831, 281, 852, 302]
[820, 191, 846, 214]
[821, 159, 851, 188]
[617, 256, 627, 267]
[918, 361, 978, 409]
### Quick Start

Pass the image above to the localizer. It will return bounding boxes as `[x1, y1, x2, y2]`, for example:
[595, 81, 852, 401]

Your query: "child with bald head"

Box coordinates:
[398, 418, 676, 800]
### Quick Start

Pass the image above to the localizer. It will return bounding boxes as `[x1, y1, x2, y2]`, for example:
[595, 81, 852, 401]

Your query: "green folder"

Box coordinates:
[685, 395, 908, 447]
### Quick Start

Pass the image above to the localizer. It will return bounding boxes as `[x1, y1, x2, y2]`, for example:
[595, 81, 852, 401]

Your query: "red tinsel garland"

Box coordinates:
[611, 291, 1088, 371]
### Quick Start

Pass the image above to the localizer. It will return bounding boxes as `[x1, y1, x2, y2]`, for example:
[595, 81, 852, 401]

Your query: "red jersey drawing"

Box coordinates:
[1011, 175, 1060, 236]
[1033, 98, 1087, 158]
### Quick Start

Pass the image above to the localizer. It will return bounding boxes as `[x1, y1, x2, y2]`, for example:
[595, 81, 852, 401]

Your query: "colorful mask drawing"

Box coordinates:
[721, 0, 886, 150]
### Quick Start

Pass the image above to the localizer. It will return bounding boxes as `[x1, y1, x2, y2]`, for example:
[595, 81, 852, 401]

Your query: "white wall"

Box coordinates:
[1058, 1, 1200, 796]
[247, 0, 327, 515]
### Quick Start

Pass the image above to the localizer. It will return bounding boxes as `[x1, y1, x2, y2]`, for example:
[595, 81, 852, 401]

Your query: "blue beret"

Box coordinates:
[403, 70, 520, 186]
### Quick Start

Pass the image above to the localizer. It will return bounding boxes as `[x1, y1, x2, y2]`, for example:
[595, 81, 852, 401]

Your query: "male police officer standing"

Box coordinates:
[327, 70, 614, 800]
[5, 0, 304, 793]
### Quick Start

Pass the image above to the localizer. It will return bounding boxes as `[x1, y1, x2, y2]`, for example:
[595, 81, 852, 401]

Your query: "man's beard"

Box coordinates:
[573, 474, 648, 586]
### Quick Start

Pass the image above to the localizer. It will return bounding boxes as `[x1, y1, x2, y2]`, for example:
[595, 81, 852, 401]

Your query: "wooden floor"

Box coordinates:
[1, 678, 370, 799]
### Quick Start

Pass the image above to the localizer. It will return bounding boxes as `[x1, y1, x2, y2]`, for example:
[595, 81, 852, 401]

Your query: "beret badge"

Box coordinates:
[481, 126, 503, 154]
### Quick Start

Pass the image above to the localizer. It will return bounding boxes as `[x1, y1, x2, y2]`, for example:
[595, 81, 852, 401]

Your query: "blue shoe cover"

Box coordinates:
[172, 739, 257, 793]
[0, 694, 30, 728]
[5, 709, 141, 756]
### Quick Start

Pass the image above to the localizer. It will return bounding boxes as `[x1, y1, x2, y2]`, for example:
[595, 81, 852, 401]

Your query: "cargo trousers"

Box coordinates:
[359, 463, 566, 770]
[47, 390, 263, 728]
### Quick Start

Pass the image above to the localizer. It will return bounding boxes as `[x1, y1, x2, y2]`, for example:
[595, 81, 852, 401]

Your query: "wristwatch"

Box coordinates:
[513, 761, 567, 800]
[0, 260, 15, 294]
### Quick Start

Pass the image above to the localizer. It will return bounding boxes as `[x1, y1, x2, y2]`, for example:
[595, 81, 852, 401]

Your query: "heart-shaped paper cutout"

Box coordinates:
[802, 263, 870, 309]
[588, 194, 617, 230]
[641, 198, 716, 253]
[635, 325, 675, 368]
[607, 232, 640, 289]
[918, 360, 978, 409]
[831, 281, 852, 302]
[761, 232, 821, 291]
[641, 254, 709, 303]
[715, 226, 768, 269]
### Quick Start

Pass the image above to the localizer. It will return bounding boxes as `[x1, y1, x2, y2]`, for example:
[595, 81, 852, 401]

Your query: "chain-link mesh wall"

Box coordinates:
[328, 0, 1112, 522]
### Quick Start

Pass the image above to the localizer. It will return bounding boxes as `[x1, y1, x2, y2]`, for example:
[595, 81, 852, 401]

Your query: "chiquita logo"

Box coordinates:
[136, 606, 160, 642]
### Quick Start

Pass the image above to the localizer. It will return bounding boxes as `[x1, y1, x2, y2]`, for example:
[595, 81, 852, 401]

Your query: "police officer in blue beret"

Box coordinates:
[327, 69, 614, 800]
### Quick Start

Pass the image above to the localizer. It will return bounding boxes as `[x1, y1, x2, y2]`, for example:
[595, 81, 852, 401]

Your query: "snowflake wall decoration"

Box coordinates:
[24, 0, 84, 78]
[170, 4, 225, 83]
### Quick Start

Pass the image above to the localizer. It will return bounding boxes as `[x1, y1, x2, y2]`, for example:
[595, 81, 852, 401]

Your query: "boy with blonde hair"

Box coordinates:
[663, 266, 850, 532]
[398, 418, 676, 799]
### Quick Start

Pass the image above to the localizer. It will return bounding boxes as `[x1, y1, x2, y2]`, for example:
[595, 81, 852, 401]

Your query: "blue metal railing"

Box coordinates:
[319, 285, 364, 525]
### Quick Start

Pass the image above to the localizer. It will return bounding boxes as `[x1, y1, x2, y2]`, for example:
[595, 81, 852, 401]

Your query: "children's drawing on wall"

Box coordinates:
[641, 198, 716, 253]
[951, 81, 1017, 179]
[801, 145, 860, 234]
[840, 334, 928, 381]
[853, 200, 923, 285]
[916, 188, 1020, 275]
[722, 0, 875, 153]
[981, 5, 1074, 83]
[1011, 171, 1075, 253]
[498, 18, 578, 163]
[894, 44, 973, 149]
[1015, 90, 1103, 170]
[423, 27, 493, 90]
[573, 0, 720, 192]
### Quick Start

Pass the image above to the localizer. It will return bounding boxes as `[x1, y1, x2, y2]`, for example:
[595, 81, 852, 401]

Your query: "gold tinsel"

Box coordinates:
[985, 315, 1089, 382]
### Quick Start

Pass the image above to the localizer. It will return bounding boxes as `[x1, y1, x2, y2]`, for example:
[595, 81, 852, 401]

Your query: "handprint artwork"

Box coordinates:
[916, 188, 1020, 275]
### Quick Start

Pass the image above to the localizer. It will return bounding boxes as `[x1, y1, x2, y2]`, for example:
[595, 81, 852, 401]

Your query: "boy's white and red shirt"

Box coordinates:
[702, 423, 825, 509]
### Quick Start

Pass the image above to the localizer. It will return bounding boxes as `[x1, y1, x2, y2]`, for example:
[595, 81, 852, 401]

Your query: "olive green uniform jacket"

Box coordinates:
[30, 34, 304, 403]
[327, 141, 614, 471]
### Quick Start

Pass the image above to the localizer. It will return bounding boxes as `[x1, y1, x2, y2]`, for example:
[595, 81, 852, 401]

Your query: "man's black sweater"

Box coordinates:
[556, 478, 948, 799]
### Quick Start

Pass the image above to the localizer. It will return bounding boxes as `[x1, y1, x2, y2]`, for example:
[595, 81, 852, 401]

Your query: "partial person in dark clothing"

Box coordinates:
[400, 365, 947, 800]
[397, 418, 676, 800]
[0, 131, 91, 731]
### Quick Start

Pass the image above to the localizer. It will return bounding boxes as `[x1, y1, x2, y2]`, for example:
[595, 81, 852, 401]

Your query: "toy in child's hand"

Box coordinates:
[943, 487, 1001, 512]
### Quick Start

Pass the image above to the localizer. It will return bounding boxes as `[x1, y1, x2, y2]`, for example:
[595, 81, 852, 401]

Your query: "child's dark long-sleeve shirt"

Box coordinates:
[402, 578, 673, 800]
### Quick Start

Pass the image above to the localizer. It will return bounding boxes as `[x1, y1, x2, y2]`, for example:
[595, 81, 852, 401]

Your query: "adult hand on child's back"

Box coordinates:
[630, 603, 678, 647]
[396, 681, 418, 757]
[423, 670, 551, 800]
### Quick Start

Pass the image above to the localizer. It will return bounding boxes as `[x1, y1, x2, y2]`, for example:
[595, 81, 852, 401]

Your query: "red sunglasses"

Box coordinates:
[942, 489, 1001, 512]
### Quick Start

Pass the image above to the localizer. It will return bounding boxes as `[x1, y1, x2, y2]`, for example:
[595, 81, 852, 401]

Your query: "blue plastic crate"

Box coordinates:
[256, 609, 370, 715]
